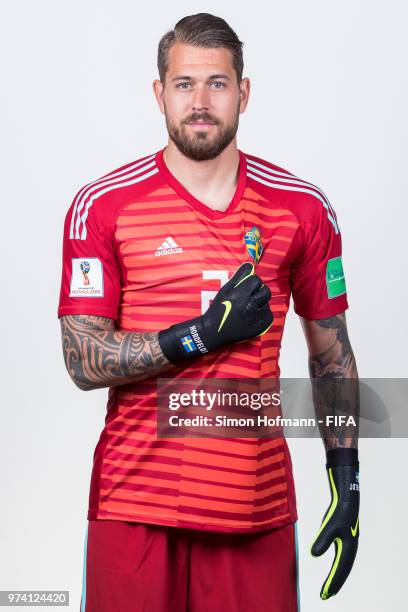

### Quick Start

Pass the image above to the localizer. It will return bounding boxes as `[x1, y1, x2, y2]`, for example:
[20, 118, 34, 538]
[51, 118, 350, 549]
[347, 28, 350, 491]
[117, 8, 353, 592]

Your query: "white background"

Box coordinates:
[1, 1, 407, 610]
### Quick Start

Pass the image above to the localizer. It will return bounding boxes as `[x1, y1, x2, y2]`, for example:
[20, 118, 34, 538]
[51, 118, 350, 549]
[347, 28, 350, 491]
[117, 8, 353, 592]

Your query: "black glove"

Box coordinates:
[311, 448, 360, 600]
[158, 262, 273, 364]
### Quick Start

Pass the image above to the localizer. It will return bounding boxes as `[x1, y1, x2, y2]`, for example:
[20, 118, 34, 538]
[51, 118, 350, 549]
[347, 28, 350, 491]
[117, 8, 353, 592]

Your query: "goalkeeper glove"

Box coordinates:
[311, 448, 360, 600]
[158, 262, 273, 365]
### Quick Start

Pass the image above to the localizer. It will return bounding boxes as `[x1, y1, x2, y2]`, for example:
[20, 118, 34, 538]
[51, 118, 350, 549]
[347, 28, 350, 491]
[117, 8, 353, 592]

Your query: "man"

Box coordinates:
[58, 13, 359, 612]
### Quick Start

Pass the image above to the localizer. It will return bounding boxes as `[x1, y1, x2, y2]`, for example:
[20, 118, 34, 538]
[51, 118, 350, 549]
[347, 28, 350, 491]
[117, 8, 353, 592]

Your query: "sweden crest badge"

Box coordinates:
[244, 226, 264, 264]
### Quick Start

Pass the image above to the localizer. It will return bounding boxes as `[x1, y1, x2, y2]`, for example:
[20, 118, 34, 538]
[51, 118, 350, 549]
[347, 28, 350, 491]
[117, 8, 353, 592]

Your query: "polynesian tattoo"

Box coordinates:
[59, 315, 172, 391]
[308, 313, 359, 450]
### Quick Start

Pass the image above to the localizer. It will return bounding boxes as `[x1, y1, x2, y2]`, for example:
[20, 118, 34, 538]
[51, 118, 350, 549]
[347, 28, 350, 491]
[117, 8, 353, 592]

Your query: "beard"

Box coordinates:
[164, 104, 240, 161]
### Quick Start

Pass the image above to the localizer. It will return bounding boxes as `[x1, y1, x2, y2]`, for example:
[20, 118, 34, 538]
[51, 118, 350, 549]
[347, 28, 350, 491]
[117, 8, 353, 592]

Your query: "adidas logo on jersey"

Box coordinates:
[155, 236, 183, 256]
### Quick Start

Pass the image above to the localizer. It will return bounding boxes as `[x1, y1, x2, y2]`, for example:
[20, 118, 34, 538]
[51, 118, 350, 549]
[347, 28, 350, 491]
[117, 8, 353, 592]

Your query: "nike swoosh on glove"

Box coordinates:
[311, 448, 360, 601]
[158, 261, 273, 364]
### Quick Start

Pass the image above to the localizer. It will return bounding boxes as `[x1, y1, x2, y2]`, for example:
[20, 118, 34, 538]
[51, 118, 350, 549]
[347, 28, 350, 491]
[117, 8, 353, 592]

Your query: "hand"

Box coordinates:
[158, 262, 273, 364]
[311, 449, 360, 600]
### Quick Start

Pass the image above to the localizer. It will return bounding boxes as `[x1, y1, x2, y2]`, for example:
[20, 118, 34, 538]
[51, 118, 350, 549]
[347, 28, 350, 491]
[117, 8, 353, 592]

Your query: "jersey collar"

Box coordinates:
[155, 147, 247, 220]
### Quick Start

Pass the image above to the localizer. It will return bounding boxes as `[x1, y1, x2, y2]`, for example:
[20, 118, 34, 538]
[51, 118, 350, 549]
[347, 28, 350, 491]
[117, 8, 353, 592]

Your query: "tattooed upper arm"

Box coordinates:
[59, 314, 171, 391]
[59, 315, 116, 390]
[300, 313, 357, 379]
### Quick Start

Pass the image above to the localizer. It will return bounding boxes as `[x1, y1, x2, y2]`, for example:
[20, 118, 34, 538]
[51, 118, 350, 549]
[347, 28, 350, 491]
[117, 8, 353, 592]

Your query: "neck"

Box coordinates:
[163, 139, 240, 211]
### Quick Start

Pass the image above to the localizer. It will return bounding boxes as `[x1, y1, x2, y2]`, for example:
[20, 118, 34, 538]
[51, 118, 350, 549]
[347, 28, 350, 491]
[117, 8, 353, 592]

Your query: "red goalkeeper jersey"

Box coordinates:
[57, 148, 348, 533]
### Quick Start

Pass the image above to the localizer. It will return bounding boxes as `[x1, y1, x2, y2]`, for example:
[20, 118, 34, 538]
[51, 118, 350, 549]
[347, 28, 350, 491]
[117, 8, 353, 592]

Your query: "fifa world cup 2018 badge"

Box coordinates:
[80, 261, 91, 286]
[244, 226, 264, 264]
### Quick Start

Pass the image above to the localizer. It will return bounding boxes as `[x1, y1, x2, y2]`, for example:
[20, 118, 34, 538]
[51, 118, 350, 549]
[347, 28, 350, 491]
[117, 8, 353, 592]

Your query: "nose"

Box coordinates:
[192, 85, 210, 112]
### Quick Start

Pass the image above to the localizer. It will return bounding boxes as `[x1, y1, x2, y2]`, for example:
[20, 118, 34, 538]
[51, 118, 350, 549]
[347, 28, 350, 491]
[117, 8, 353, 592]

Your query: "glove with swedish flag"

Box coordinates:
[311, 448, 360, 601]
[158, 262, 273, 364]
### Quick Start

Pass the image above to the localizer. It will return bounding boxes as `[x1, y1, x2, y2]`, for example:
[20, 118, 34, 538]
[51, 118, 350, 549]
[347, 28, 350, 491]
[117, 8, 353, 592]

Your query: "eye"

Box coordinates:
[210, 81, 225, 89]
[176, 82, 191, 89]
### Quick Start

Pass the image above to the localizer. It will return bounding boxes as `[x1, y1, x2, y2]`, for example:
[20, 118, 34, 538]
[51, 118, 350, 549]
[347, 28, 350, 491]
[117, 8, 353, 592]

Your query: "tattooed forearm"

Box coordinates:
[59, 315, 174, 391]
[302, 313, 359, 451]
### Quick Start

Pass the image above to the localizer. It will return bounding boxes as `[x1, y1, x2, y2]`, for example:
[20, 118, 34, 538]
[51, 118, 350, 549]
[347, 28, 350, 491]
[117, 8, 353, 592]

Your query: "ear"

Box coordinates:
[153, 79, 165, 115]
[239, 77, 250, 114]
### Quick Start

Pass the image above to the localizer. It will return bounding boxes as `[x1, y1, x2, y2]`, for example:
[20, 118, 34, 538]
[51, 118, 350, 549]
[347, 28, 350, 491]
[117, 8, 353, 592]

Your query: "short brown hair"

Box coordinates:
[157, 13, 244, 83]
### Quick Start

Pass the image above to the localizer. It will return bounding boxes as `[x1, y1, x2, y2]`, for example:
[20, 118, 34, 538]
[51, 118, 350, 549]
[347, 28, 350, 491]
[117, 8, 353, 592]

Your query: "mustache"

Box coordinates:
[183, 112, 220, 125]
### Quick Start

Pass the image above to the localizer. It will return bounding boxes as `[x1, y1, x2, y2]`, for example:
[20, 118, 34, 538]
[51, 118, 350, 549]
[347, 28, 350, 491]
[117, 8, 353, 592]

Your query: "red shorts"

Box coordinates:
[80, 519, 300, 612]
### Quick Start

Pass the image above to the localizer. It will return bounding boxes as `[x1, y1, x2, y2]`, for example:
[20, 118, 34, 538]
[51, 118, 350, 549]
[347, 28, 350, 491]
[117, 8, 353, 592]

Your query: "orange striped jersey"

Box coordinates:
[57, 148, 348, 533]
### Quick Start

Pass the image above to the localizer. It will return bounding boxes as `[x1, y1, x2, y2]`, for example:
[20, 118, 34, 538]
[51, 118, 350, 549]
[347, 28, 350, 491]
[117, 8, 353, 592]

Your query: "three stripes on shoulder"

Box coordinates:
[69, 154, 158, 240]
[69, 153, 340, 242]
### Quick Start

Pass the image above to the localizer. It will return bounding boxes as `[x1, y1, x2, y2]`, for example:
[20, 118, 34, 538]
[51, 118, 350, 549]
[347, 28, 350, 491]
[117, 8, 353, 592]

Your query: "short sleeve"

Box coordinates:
[290, 203, 349, 320]
[57, 195, 121, 320]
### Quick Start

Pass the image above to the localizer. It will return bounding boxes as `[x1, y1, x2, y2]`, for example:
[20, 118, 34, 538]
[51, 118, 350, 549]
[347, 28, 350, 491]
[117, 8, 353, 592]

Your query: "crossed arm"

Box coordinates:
[59, 314, 174, 391]
[60, 311, 359, 450]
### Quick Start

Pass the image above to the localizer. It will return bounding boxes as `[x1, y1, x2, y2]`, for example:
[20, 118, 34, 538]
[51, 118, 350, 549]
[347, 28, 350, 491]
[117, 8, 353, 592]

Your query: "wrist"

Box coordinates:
[326, 448, 359, 467]
[158, 316, 209, 364]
